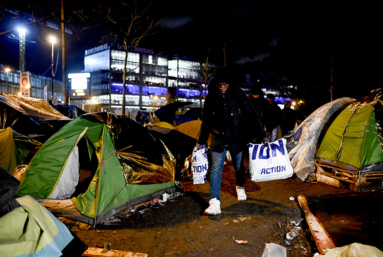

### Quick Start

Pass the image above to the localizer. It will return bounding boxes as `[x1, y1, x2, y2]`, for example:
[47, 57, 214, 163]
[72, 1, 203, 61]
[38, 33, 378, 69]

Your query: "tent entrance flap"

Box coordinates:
[48, 133, 100, 199]
[72, 136, 99, 198]
[49, 127, 88, 199]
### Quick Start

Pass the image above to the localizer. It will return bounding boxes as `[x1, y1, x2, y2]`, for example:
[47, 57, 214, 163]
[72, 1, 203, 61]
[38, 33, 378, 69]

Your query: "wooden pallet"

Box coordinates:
[316, 163, 383, 190]
[316, 164, 358, 184]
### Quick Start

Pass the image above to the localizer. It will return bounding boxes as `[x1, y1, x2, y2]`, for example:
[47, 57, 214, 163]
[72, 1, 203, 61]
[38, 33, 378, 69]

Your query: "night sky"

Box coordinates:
[1, 1, 382, 102]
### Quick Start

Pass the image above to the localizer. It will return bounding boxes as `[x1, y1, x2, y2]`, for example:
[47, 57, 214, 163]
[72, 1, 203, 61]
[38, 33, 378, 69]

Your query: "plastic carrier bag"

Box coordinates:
[249, 138, 293, 182]
[191, 146, 209, 184]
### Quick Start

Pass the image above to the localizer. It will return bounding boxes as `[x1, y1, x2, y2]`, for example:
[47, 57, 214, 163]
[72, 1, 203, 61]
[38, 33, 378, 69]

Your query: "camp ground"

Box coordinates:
[15, 112, 177, 225]
[2, 95, 383, 256]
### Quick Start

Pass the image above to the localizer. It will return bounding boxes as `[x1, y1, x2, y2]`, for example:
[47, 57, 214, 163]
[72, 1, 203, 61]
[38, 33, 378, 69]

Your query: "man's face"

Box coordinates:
[285, 101, 291, 108]
[267, 98, 274, 104]
[217, 83, 230, 94]
[251, 94, 260, 99]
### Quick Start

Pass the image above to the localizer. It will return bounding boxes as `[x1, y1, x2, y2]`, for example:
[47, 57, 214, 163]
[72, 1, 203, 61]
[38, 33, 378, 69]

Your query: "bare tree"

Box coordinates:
[108, 2, 155, 115]
[193, 48, 215, 111]
[78, 0, 156, 115]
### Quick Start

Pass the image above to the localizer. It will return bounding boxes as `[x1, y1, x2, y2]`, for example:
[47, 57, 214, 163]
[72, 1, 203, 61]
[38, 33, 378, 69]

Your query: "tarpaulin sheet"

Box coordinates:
[52, 105, 86, 118]
[0, 95, 70, 142]
[0, 196, 73, 257]
[288, 97, 356, 181]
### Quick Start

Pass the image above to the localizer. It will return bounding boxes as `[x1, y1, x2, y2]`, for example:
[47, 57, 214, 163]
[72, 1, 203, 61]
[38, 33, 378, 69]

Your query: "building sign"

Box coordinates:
[19, 71, 31, 97]
[68, 73, 90, 98]
[68, 73, 90, 90]
[117, 44, 155, 54]
[85, 44, 109, 56]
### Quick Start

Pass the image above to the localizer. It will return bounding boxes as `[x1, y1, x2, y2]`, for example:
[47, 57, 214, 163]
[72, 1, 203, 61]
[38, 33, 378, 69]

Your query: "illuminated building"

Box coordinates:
[71, 44, 209, 114]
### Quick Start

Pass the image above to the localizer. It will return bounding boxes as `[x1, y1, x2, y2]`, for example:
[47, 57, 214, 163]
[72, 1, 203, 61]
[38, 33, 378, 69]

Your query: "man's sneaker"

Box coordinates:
[236, 186, 247, 201]
[204, 198, 221, 215]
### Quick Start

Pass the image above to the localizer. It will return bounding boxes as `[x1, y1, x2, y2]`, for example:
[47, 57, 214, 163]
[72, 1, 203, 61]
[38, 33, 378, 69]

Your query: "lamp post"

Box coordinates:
[18, 28, 26, 72]
[50, 36, 56, 100]
[5, 68, 11, 94]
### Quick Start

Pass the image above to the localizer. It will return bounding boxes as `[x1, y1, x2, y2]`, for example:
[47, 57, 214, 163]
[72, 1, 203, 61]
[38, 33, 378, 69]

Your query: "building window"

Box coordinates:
[143, 76, 166, 86]
[111, 50, 140, 72]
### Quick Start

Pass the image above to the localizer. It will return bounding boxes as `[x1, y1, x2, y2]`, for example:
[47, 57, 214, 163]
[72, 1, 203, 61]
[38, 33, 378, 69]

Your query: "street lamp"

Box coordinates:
[5, 68, 11, 94]
[49, 36, 56, 100]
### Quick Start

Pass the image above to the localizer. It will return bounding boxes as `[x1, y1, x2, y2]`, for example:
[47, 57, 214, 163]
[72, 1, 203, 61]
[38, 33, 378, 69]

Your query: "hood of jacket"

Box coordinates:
[207, 67, 239, 97]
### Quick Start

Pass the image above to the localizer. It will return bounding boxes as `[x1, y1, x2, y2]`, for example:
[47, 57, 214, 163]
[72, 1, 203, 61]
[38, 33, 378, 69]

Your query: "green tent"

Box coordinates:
[0, 127, 42, 172]
[17, 113, 176, 225]
[317, 93, 383, 173]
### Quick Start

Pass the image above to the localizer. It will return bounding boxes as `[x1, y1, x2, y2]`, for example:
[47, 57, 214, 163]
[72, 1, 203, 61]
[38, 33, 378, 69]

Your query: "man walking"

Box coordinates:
[196, 67, 268, 215]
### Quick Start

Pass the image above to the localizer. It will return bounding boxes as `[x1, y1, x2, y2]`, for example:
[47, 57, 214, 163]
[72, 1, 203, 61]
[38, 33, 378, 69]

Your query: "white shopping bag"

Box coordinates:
[191, 146, 209, 184]
[249, 138, 293, 182]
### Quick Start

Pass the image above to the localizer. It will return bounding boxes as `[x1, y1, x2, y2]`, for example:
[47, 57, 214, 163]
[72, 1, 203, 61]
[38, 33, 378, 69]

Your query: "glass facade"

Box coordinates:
[91, 70, 109, 95]
[84, 50, 110, 72]
[168, 59, 200, 80]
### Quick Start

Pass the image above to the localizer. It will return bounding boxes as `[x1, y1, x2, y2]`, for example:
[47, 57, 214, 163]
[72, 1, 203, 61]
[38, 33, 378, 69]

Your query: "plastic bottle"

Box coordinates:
[286, 227, 302, 240]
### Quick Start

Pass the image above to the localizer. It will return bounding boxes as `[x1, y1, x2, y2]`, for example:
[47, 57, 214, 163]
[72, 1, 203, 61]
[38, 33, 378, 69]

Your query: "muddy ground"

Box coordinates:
[68, 160, 352, 257]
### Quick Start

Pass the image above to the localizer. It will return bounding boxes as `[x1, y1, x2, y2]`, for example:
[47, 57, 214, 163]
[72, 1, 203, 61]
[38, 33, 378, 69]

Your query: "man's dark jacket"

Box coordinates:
[265, 102, 282, 134]
[198, 79, 267, 155]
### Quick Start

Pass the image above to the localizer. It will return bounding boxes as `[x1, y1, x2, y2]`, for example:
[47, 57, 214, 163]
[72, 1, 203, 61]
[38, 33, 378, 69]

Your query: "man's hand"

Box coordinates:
[263, 137, 270, 145]
[195, 143, 204, 149]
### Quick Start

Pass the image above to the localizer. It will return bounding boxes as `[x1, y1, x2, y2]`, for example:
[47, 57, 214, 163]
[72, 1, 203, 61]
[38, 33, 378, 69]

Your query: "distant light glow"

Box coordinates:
[49, 36, 56, 44]
[71, 77, 88, 90]
[5, 68, 11, 73]
[68, 73, 90, 78]
[18, 28, 26, 36]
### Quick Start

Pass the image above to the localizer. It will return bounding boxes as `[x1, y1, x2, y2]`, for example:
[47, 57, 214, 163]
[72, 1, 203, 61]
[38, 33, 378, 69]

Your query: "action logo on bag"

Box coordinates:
[191, 146, 209, 184]
[248, 139, 294, 182]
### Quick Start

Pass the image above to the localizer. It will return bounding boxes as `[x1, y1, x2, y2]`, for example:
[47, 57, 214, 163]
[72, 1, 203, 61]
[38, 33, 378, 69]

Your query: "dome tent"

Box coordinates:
[17, 112, 176, 225]
[317, 89, 383, 180]
[288, 97, 356, 181]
